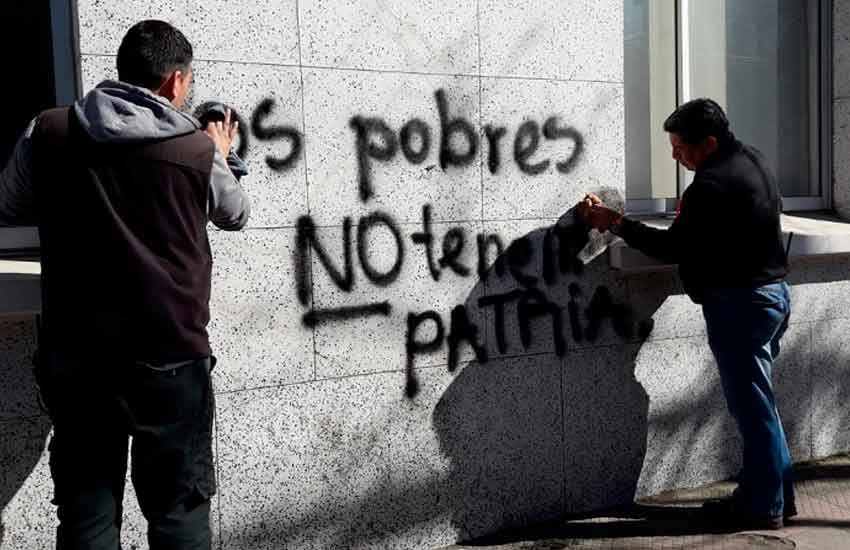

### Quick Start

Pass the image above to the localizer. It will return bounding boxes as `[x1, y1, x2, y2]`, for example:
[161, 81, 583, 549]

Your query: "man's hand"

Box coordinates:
[576, 192, 622, 232]
[204, 108, 238, 158]
[576, 192, 601, 223]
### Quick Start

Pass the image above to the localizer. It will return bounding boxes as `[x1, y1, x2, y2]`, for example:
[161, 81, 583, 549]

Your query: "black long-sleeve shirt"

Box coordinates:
[614, 140, 787, 303]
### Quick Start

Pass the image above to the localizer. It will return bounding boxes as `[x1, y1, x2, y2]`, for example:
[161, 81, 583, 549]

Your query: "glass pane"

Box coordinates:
[624, 0, 678, 201]
[687, 0, 817, 197]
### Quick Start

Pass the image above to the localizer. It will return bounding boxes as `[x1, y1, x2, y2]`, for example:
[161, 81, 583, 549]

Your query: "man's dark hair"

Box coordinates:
[663, 98, 734, 145]
[117, 20, 193, 89]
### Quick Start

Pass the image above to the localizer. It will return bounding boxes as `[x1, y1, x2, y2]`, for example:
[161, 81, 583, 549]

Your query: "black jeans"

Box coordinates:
[35, 352, 216, 550]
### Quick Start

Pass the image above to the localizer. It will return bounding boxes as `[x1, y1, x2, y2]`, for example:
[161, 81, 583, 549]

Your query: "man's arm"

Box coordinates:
[204, 108, 250, 230]
[0, 119, 38, 226]
[208, 149, 250, 230]
[582, 181, 717, 264]
[612, 216, 682, 264]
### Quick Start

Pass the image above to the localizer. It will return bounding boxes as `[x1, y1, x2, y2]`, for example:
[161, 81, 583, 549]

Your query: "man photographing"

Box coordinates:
[579, 98, 795, 530]
[0, 20, 249, 549]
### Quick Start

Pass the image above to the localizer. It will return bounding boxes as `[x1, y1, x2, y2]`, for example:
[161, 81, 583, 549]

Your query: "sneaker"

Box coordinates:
[783, 504, 798, 520]
[715, 488, 798, 519]
[740, 515, 784, 530]
[702, 498, 784, 531]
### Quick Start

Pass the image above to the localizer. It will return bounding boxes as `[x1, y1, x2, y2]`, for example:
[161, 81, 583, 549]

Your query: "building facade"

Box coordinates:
[2, 1, 850, 548]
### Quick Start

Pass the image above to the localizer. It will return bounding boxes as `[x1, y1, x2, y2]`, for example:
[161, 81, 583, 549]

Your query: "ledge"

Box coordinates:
[0, 227, 39, 259]
[4, 212, 850, 315]
[0, 259, 41, 317]
[609, 211, 850, 273]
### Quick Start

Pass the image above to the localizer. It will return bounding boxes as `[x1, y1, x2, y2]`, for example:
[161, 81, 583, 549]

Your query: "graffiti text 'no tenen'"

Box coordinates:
[294, 206, 652, 398]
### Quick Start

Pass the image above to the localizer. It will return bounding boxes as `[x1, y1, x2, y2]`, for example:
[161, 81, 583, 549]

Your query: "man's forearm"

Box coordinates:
[611, 216, 681, 264]
[208, 149, 250, 230]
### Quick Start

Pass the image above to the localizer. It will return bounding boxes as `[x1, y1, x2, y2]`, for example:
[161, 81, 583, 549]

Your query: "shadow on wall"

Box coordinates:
[220, 195, 672, 550]
[788, 254, 850, 457]
[225, 477, 451, 550]
[0, 318, 51, 549]
[5, 227, 837, 549]
[430, 195, 670, 542]
[429, 209, 832, 543]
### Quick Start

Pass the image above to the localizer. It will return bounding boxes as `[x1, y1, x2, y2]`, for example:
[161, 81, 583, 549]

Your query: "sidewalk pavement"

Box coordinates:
[440, 454, 850, 550]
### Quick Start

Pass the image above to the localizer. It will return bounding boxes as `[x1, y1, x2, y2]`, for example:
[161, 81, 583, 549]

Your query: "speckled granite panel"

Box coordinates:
[636, 323, 811, 496]
[561, 346, 650, 512]
[0, 417, 52, 550]
[479, 218, 567, 359]
[299, 0, 478, 74]
[215, 369, 456, 550]
[0, 318, 39, 420]
[208, 228, 314, 392]
[77, 0, 299, 65]
[480, 78, 624, 221]
[302, 69, 482, 225]
[773, 323, 817, 462]
[635, 337, 741, 497]
[812, 318, 850, 457]
[119, 473, 148, 550]
[787, 257, 850, 323]
[624, 271, 707, 341]
[434, 356, 565, 540]
[480, 0, 622, 81]
[835, 0, 850, 100]
[773, 323, 814, 462]
[309, 221, 485, 378]
[80, 54, 117, 92]
[833, 100, 850, 221]
[216, 357, 563, 548]
[478, 218, 634, 361]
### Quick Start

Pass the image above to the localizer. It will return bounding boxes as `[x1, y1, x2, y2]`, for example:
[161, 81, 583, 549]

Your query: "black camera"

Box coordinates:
[193, 101, 232, 127]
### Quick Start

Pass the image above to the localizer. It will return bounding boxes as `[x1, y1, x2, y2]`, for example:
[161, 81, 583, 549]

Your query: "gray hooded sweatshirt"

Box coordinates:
[0, 79, 250, 229]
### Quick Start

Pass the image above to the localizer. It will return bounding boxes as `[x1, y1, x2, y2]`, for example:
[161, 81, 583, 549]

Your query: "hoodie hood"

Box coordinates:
[74, 80, 200, 143]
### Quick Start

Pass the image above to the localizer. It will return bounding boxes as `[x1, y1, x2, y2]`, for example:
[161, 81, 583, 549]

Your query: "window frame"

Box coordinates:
[50, 0, 82, 106]
[625, 0, 832, 216]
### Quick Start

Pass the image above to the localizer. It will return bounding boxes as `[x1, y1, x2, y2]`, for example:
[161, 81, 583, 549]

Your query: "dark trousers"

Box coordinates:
[35, 353, 216, 550]
[702, 282, 795, 518]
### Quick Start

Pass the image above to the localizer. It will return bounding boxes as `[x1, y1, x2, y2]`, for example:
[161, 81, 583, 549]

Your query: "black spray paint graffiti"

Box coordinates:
[251, 98, 302, 171]
[293, 208, 654, 399]
[205, 88, 583, 186]
[221, 86, 629, 398]
[351, 90, 584, 201]
[293, 208, 504, 313]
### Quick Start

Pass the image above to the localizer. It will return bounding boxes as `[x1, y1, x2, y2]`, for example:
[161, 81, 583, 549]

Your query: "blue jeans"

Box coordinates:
[702, 281, 795, 518]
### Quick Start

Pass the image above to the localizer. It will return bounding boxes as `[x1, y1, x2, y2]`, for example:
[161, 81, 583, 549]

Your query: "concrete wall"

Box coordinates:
[836, 0, 850, 218]
[2, 1, 850, 549]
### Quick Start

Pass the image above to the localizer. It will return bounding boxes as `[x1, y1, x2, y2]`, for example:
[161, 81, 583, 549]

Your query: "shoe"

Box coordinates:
[720, 487, 798, 519]
[707, 494, 797, 519]
[740, 515, 784, 530]
[702, 498, 784, 530]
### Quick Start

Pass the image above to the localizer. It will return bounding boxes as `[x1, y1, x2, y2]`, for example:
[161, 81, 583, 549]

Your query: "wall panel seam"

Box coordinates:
[81, 52, 625, 86]
[293, 0, 318, 382]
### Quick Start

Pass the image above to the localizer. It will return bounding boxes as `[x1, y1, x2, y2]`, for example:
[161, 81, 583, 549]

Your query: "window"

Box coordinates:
[0, 0, 78, 256]
[624, 0, 831, 214]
